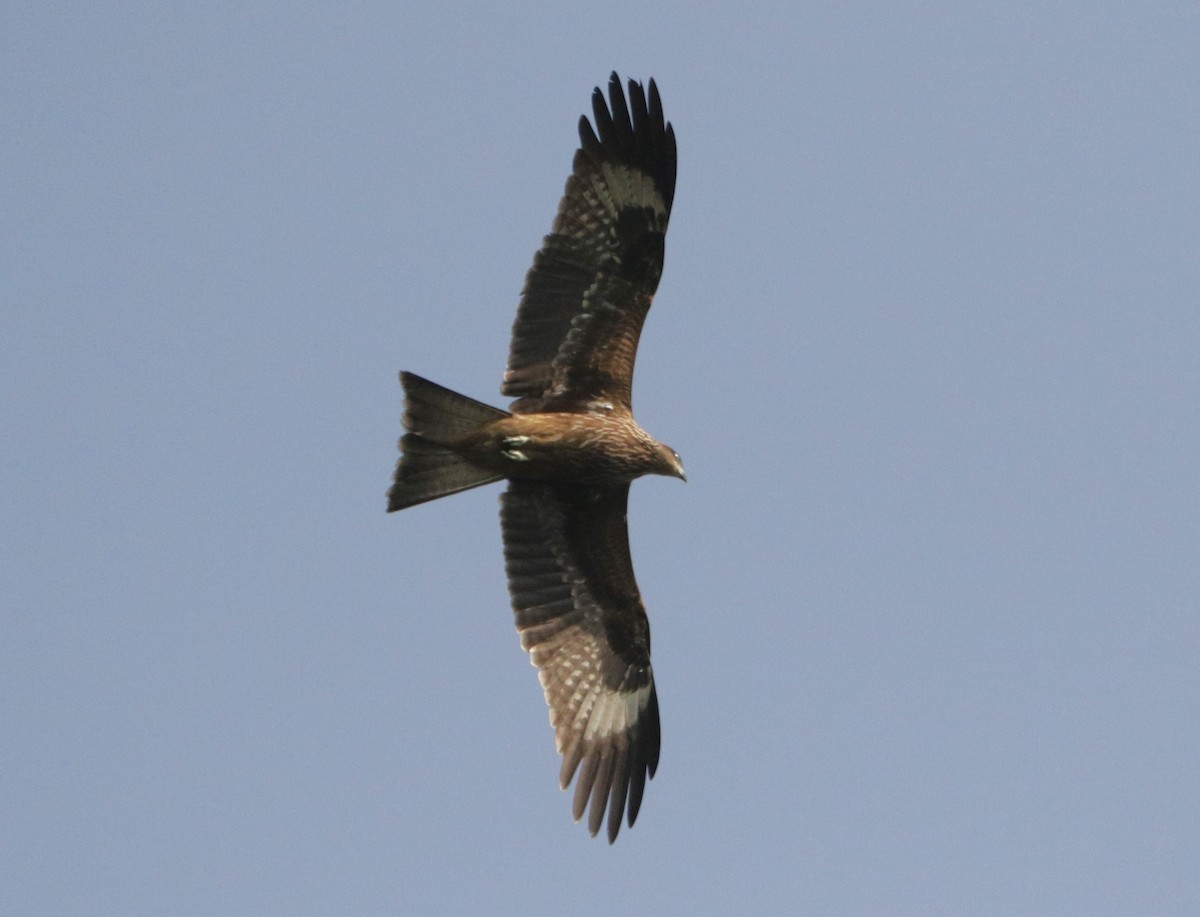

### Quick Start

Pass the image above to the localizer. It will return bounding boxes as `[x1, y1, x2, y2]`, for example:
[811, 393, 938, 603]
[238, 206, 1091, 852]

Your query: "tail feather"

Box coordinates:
[401, 371, 508, 442]
[387, 372, 509, 512]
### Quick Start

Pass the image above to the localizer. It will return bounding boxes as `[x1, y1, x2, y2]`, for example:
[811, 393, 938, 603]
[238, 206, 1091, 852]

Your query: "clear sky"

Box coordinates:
[4, 3, 1198, 914]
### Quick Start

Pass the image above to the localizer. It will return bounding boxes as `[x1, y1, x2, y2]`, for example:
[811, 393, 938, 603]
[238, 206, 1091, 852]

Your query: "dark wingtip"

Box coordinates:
[577, 72, 676, 214]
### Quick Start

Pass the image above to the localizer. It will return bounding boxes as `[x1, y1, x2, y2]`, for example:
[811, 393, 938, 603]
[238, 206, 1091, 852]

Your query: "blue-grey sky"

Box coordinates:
[4, 3, 1198, 914]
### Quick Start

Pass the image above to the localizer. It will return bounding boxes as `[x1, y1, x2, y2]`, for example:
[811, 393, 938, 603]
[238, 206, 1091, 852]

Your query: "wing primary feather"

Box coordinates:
[573, 747, 600, 822]
[626, 682, 659, 825]
[559, 735, 585, 789]
[578, 115, 600, 160]
[606, 744, 632, 843]
[605, 73, 634, 150]
[590, 84, 614, 152]
[587, 747, 616, 837]
[627, 78, 651, 163]
[647, 78, 665, 130]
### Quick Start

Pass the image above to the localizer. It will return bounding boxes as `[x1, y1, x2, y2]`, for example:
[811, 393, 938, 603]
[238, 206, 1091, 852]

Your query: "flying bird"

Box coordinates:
[387, 73, 683, 843]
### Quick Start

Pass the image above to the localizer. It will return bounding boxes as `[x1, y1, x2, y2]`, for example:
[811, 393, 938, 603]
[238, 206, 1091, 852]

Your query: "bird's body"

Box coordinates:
[447, 406, 681, 485]
[387, 74, 682, 842]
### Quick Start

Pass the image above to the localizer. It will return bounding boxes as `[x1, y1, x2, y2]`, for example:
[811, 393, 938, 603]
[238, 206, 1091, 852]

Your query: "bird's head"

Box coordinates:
[654, 442, 687, 482]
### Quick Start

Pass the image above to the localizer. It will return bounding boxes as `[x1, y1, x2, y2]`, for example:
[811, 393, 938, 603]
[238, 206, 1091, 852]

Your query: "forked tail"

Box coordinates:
[387, 372, 510, 512]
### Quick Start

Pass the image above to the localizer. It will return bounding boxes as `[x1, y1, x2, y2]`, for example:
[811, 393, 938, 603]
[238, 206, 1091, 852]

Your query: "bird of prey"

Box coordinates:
[387, 73, 683, 843]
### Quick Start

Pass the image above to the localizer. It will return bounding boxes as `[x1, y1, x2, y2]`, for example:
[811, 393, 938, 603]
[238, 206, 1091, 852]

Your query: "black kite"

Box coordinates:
[387, 74, 683, 843]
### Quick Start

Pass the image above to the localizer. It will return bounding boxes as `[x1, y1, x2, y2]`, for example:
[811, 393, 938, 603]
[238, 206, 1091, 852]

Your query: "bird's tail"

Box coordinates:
[387, 371, 509, 511]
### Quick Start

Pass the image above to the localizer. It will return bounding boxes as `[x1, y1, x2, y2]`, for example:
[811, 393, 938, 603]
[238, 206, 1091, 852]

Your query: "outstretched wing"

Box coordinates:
[502, 73, 676, 415]
[500, 480, 660, 843]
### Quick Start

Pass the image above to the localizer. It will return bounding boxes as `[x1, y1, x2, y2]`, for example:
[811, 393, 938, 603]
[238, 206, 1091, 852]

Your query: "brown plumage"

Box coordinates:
[387, 74, 682, 843]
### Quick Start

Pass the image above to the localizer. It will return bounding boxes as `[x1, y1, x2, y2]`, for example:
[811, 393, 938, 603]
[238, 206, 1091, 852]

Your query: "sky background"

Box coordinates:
[4, 3, 1198, 914]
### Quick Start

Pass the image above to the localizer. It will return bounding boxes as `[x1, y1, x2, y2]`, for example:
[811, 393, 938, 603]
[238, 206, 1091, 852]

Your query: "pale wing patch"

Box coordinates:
[599, 161, 669, 221]
[525, 619, 654, 762]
